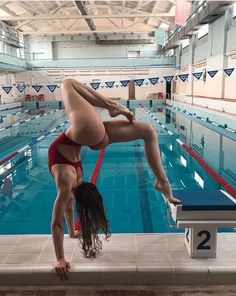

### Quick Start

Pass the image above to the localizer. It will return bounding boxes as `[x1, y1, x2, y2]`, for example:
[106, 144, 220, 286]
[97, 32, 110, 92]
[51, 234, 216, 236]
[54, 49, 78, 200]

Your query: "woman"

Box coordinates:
[49, 79, 180, 280]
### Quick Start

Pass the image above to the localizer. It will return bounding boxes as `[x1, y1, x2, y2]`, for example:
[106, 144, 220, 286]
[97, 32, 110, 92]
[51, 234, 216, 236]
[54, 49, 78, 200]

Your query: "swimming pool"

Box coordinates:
[0, 106, 235, 234]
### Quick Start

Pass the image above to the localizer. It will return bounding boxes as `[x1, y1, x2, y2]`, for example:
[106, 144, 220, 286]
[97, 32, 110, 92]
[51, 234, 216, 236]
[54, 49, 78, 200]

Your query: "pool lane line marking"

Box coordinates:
[0, 108, 61, 132]
[0, 119, 70, 167]
[182, 144, 236, 198]
[90, 149, 106, 184]
[139, 104, 236, 198]
[74, 148, 106, 231]
[167, 104, 236, 134]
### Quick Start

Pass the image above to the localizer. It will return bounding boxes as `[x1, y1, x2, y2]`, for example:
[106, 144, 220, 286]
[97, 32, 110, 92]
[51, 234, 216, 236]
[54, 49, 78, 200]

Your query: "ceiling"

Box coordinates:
[0, 0, 176, 38]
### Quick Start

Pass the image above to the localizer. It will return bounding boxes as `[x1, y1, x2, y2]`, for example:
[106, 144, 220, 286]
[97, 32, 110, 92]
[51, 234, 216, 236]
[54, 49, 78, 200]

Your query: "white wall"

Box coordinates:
[13, 67, 174, 101]
[174, 9, 236, 115]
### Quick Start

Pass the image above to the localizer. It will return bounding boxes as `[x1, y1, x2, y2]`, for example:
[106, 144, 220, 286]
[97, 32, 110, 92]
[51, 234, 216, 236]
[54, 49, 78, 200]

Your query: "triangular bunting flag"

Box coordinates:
[32, 85, 42, 92]
[105, 81, 115, 88]
[192, 72, 203, 80]
[145, 82, 149, 85]
[207, 70, 218, 78]
[149, 77, 159, 85]
[47, 85, 57, 92]
[134, 79, 144, 87]
[2, 86, 13, 94]
[16, 85, 26, 93]
[90, 82, 100, 90]
[101, 86, 105, 89]
[178, 74, 189, 82]
[120, 80, 130, 87]
[224, 68, 234, 76]
[164, 76, 174, 82]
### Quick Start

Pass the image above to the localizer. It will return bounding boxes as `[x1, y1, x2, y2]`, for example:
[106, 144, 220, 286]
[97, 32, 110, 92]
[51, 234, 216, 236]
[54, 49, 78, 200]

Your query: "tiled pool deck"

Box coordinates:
[0, 233, 236, 287]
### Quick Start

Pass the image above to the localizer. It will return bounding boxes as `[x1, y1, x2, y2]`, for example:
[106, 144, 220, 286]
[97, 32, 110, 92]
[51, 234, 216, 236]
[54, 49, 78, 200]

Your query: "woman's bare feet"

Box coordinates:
[154, 180, 181, 204]
[108, 103, 134, 123]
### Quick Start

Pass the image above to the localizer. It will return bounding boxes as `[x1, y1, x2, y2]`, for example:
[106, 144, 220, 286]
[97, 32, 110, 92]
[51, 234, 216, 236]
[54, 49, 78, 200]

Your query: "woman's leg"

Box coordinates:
[103, 120, 181, 204]
[62, 79, 133, 122]
[61, 79, 133, 146]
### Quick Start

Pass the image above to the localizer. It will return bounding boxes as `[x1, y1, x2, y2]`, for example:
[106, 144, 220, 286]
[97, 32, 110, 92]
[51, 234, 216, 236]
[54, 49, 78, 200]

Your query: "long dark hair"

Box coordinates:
[73, 181, 110, 258]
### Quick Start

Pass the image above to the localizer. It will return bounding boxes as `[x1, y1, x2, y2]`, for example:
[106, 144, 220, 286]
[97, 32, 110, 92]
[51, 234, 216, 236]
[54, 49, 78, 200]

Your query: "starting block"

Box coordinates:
[166, 189, 236, 258]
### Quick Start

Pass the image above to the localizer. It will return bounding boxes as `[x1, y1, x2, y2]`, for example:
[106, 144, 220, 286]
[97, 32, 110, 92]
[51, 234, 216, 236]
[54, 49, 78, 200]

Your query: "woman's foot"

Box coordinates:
[154, 180, 181, 204]
[108, 103, 134, 123]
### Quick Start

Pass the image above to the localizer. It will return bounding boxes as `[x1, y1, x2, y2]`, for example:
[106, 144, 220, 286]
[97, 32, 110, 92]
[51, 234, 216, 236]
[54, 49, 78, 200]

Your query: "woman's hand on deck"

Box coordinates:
[55, 259, 70, 280]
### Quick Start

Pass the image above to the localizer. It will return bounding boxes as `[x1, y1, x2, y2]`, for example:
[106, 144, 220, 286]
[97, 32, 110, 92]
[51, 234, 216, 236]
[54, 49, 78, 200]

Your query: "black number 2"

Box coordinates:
[197, 230, 211, 250]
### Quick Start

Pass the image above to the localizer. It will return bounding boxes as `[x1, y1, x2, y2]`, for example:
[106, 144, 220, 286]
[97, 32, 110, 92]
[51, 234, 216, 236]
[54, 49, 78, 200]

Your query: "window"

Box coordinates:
[233, 2, 236, 18]
[197, 24, 209, 39]
[181, 39, 190, 48]
[128, 51, 140, 58]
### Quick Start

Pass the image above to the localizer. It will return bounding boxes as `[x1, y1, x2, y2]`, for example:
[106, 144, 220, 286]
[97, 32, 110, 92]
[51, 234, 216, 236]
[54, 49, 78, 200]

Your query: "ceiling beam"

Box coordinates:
[22, 28, 158, 36]
[0, 1, 8, 9]
[74, 1, 100, 42]
[0, 12, 175, 21]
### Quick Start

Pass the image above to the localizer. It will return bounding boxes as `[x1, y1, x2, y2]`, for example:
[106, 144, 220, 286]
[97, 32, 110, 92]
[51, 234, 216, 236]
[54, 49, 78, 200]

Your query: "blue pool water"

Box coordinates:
[0, 106, 235, 234]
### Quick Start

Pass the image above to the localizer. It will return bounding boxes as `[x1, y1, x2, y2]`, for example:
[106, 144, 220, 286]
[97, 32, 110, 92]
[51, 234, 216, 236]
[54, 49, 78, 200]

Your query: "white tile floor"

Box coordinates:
[0, 233, 236, 286]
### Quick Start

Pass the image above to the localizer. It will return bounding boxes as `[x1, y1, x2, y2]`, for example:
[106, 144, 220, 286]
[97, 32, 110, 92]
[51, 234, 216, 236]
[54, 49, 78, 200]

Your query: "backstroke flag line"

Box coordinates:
[175, 0, 191, 26]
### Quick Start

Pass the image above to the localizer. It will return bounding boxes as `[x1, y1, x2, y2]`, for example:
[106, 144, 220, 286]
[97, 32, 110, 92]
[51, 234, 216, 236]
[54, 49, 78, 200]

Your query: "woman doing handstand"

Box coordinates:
[48, 79, 181, 280]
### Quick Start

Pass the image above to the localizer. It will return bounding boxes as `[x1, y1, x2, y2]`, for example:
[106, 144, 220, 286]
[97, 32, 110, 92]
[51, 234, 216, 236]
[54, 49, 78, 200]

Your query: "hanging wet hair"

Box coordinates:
[73, 181, 110, 258]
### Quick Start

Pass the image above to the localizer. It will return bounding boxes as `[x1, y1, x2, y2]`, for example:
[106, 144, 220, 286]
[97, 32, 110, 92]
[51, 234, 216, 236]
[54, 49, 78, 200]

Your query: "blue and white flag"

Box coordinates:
[105, 81, 115, 88]
[178, 74, 189, 82]
[207, 70, 218, 78]
[90, 82, 100, 90]
[47, 85, 57, 93]
[149, 77, 159, 85]
[224, 68, 234, 76]
[164, 76, 174, 82]
[192, 72, 203, 80]
[2, 86, 13, 94]
[134, 79, 144, 87]
[120, 80, 130, 87]
[16, 85, 26, 93]
[32, 85, 42, 92]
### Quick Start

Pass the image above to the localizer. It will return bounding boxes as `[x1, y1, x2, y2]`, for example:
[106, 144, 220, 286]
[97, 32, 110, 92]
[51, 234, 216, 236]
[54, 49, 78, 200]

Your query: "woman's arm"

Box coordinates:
[51, 192, 71, 280]
[64, 199, 76, 238]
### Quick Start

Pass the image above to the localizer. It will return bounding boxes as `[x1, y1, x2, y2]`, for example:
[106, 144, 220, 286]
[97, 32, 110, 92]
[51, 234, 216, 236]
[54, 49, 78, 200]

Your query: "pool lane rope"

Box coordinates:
[167, 104, 236, 134]
[0, 117, 69, 167]
[0, 108, 60, 132]
[139, 103, 236, 198]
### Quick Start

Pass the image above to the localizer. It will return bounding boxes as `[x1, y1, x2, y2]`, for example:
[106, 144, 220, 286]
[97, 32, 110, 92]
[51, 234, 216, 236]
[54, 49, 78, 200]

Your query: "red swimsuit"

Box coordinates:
[48, 131, 83, 173]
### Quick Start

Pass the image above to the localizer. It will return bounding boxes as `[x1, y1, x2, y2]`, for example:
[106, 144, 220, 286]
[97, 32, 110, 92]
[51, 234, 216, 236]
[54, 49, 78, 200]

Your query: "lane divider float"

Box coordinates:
[0, 108, 60, 132]
[0, 119, 69, 167]
[168, 104, 236, 134]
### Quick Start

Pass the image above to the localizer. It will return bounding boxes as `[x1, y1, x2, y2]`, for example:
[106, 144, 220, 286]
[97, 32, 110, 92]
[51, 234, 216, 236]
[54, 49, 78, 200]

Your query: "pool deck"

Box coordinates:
[0, 233, 236, 286]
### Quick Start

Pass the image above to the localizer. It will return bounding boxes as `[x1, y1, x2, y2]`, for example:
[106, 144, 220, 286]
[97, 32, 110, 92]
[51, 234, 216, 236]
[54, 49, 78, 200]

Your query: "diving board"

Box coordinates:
[166, 189, 236, 258]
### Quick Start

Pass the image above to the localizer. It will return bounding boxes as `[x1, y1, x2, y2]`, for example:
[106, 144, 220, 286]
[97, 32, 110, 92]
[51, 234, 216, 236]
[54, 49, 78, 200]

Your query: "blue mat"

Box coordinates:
[173, 190, 236, 211]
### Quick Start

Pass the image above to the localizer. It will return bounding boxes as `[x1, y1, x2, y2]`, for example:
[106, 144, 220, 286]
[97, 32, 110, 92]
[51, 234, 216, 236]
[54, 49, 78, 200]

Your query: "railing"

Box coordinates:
[28, 56, 176, 69]
[0, 52, 27, 70]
